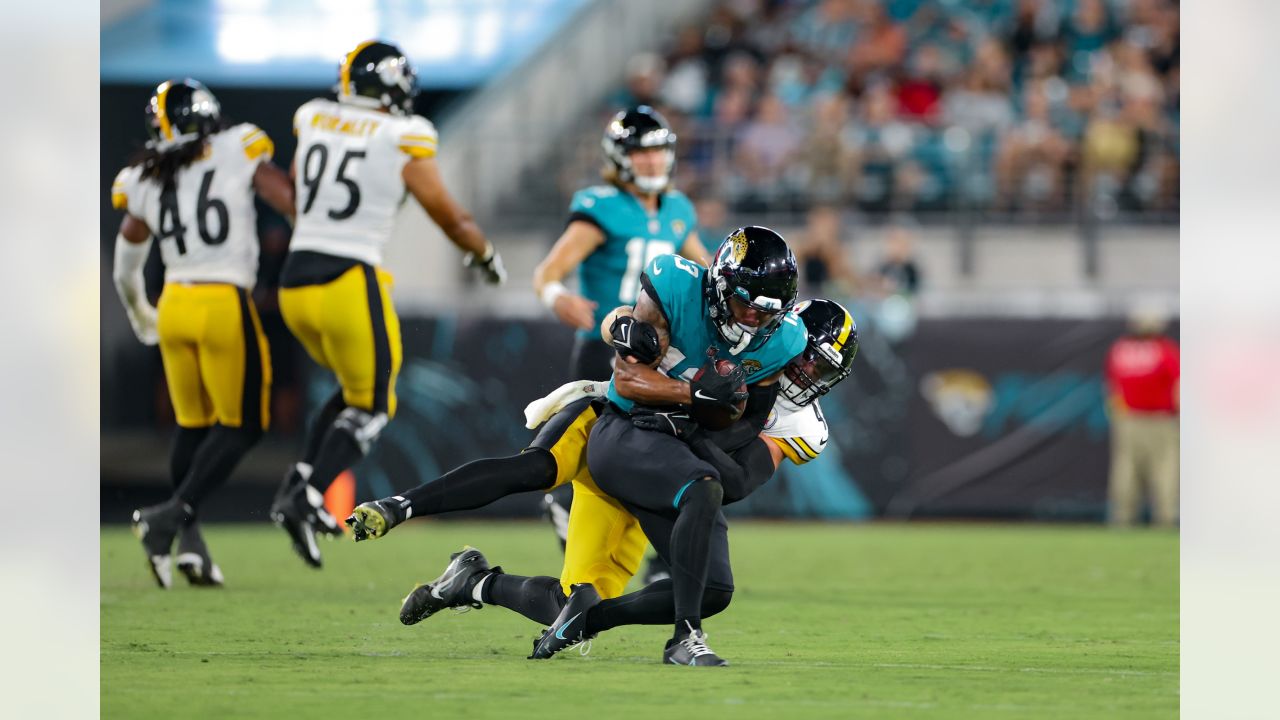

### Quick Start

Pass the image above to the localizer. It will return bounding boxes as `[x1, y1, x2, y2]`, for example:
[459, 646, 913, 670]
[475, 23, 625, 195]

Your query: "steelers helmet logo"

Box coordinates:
[728, 229, 748, 265]
[376, 56, 411, 92]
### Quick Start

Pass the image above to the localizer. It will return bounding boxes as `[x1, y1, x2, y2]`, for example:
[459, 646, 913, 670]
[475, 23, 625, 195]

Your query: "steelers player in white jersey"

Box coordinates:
[114, 79, 296, 589]
[270, 40, 506, 568]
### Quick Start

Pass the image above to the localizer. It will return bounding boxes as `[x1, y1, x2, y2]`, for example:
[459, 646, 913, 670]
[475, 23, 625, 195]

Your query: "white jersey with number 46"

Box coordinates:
[111, 123, 274, 288]
[289, 98, 439, 267]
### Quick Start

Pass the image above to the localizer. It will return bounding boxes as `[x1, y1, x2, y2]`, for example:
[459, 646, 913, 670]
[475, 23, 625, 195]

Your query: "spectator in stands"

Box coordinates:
[895, 43, 947, 123]
[1104, 304, 1179, 528]
[795, 205, 858, 297]
[847, 0, 908, 81]
[797, 92, 858, 204]
[995, 80, 1074, 210]
[735, 93, 803, 207]
[873, 222, 921, 297]
[615, 53, 665, 108]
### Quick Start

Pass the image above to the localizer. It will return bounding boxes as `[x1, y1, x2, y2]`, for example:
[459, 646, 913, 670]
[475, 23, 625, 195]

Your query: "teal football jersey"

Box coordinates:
[569, 185, 698, 337]
[605, 253, 807, 412]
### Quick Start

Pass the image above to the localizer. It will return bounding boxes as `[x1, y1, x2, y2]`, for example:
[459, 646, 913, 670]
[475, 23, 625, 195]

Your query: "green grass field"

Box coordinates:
[101, 522, 1178, 719]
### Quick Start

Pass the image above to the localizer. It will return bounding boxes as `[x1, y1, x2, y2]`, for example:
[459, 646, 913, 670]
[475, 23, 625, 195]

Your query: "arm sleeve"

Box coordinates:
[689, 436, 776, 505]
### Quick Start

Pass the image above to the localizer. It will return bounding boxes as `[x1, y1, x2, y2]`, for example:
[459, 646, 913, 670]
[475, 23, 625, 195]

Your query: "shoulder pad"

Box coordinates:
[396, 114, 438, 158]
[111, 165, 139, 211]
[232, 122, 274, 162]
[570, 185, 620, 215]
[764, 402, 828, 465]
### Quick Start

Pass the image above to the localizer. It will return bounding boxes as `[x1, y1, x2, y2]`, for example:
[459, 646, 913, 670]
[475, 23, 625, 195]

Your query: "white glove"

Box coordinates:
[524, 380, 608, 429]
[125, 303, 159, 346]
[464, 242, 507, 285]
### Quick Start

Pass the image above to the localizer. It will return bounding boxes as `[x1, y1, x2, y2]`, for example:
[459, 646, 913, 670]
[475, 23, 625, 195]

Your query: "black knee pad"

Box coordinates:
[677, 477, 724, 510]
[702, 587, 734, 618]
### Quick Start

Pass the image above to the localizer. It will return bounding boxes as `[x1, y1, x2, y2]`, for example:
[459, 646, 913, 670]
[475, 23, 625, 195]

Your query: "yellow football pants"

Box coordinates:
[534, 401, 649, 599]
[156, 283, 271, 430]
[278, 264, 402, 417]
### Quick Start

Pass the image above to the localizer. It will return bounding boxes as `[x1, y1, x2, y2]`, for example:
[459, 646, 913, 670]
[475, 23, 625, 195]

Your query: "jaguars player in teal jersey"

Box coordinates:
[532, 106, 710, 576]
[530, 226, 807, 666]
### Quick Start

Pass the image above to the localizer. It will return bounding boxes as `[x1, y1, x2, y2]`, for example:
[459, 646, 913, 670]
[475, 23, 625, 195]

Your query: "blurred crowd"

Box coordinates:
[567, 0, 1179, 218]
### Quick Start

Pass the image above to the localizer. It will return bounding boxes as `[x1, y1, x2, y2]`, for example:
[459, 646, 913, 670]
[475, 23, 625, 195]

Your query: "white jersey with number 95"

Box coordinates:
[289, 98, 439, 267]
[111, 123, 274, 288]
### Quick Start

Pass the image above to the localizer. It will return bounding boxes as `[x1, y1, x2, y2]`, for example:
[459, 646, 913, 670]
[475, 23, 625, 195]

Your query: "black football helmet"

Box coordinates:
[338, 40, 418, 116]
[602, 106, 677, 193]
[145, 79, 221, 149]
[704, 226, 800, 355]
[780, 299, 858, 406]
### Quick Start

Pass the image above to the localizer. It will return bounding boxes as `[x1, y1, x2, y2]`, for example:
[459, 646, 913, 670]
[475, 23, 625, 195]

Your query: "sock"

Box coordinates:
[306, 422, 365, 494]
[668, 478, 723, 639]
[175, 425, 263, 510]
[479, 573, 566, 626]
[399, 449, 557, 517]
[584, 581, 733, 635]
[302, 390, 347, 465]
[170, 426, 211, 492]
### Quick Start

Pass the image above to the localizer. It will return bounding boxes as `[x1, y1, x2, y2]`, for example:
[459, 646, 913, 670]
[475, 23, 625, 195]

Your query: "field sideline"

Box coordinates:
[101, 521, 1178, 719]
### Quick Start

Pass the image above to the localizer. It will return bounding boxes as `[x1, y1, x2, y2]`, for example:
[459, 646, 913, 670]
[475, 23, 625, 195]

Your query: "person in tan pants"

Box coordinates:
[1105, 306, 1180, 528]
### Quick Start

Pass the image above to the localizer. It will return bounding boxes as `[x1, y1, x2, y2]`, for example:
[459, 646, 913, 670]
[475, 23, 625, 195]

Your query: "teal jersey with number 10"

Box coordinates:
[568, 185, 698, 338]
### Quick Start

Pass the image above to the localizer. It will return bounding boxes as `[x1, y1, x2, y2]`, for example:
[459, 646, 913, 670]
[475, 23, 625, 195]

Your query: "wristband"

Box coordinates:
[540, 281, 568, 309]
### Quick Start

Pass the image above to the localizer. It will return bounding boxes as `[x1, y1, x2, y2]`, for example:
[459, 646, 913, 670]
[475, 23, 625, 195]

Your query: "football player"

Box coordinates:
[534, 107, 709, 577]
[392, 300, 858, 664]
[354, 228, 807, 665]
[116, 79, 296, 588]
[269, 40, 506, 569]
[529, 226, 805, 665]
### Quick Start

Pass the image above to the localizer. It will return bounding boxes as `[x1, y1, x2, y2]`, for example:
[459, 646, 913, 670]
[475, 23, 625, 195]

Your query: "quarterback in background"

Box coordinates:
[115, 79, 296, 588]
[270, 40, 507, 568]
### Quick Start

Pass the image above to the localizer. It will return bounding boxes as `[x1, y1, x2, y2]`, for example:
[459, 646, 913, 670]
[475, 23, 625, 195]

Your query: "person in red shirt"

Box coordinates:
[1104, 306, 1179, 528]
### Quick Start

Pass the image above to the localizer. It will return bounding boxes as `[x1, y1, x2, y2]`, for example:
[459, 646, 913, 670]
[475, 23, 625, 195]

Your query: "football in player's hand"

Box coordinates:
[690, 358, 748, 430]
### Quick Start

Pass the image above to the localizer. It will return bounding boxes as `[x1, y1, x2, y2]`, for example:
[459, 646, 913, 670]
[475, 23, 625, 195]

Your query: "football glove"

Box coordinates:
[609, 315, 661, 366]
[464, 243, 507, 285]
[632, 409, 699, 439]
[690, 356, 748, 415]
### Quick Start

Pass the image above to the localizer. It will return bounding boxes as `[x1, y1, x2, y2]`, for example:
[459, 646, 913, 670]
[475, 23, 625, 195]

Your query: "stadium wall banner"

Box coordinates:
[315, 316, 1171, 521]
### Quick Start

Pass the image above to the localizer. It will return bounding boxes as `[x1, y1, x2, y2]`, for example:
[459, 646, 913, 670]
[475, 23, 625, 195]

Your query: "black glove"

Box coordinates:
[690, 356, 748, 415]
[464, 244, 507, 285]
[609, 315, 661, 366]
[632, 409, 699, 439]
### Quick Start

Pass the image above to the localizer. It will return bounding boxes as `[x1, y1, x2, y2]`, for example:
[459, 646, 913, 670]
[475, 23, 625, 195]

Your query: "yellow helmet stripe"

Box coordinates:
[831, 309, 853, 352]
[155, 80, 173, 141]
[340, 40, 378, 98]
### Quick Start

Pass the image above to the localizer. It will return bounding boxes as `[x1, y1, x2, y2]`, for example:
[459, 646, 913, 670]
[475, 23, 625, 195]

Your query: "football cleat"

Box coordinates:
[269, 480, 323, 568]
[399, 548, 495, 625]
[175, 521, 224, 587]
[529, 583, 600, 659]
[131, 499, 194, 590]
[345, 497, 407, 542]
[663, 625, 729, 667]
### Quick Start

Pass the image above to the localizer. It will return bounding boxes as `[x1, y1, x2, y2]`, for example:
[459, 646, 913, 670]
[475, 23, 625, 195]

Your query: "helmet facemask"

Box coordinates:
[779, 342, 854, 406]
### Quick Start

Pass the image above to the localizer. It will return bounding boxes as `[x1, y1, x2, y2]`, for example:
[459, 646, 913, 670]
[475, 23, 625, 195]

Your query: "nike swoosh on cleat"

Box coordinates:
[553, 613, 582, 641]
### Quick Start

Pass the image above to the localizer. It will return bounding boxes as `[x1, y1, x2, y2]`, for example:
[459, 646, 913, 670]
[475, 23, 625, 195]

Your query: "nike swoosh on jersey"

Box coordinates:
[652, 264, 663, 275]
